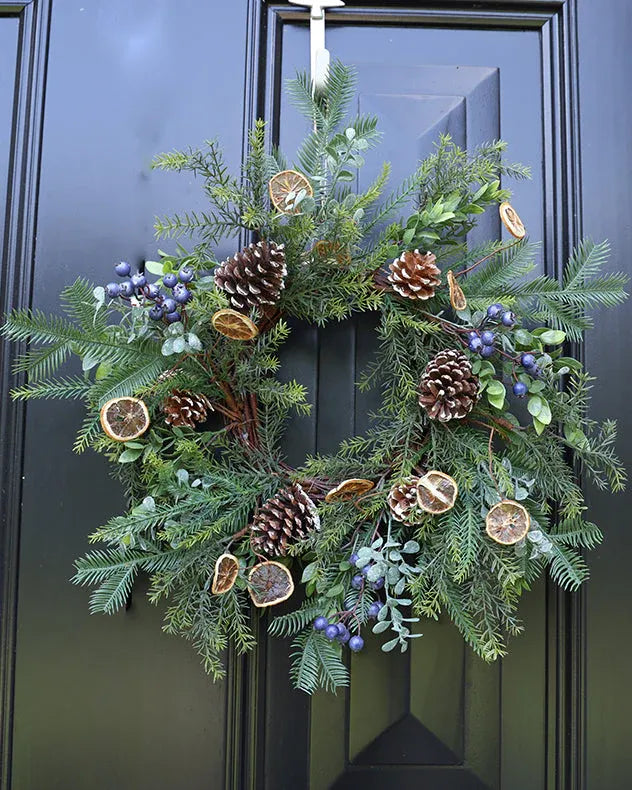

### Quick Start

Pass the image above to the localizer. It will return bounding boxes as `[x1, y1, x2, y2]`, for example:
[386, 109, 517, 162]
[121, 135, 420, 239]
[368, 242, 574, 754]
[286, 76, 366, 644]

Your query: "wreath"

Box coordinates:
[4, 63, 627, 694]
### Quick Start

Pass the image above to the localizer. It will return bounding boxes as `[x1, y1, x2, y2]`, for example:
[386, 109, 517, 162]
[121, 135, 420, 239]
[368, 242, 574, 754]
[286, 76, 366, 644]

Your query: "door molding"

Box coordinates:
[0, 2, 51, 789]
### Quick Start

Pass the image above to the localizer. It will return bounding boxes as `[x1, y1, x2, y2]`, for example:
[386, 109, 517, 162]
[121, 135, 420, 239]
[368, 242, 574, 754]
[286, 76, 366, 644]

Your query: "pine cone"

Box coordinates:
[163, 390, 213, 429]
[250, 483, 320, 557]
[214, 240, 287, 311]
[387, 477, 421, 525]
[387, 250, 441, 300]
[419, 349, 479, 422]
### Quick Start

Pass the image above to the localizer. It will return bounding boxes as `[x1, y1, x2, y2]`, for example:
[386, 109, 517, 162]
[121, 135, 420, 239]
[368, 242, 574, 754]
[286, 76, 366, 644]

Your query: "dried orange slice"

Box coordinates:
[211, 553, 240, 595]
[447, 270, 467, 311]
[325, 478, 374, 503]
[314, 240, 352, 266]
[416, 471, 458, 514]
[212, 308, 259, 341]
[485, 500, 530, 545]
[269, 170, 313, 214]
[248, 561, 294, 608]
[499, 202, 526, 239]
[100, 397, 150, 442]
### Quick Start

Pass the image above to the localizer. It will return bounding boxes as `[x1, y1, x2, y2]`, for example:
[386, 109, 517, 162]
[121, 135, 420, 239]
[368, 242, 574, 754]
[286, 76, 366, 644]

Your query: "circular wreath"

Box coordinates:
[4, 63, 627, 694]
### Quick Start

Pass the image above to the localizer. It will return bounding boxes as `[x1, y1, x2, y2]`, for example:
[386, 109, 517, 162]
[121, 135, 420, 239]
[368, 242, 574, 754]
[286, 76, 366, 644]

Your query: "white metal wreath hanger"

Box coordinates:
[288, 0, 345, 92]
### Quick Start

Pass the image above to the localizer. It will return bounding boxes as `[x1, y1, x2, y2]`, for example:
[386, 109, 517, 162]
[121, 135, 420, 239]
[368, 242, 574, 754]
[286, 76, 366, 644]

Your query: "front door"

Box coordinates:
[2, 2, 631, 789]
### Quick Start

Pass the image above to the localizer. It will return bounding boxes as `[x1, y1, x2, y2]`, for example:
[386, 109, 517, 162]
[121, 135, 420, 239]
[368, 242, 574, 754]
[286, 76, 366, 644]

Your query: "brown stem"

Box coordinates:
[454, 239, 521, 278]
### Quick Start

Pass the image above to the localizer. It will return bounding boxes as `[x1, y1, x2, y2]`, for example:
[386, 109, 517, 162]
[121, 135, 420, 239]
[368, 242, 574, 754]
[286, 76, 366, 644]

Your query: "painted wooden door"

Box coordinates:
[1, 2, 631, 789]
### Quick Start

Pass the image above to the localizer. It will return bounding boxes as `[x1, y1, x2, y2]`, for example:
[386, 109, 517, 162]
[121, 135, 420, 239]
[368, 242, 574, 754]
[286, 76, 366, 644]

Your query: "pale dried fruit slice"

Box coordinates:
[485, 500, 531, 545]
[212, 308, 259, 341]
[499, 202, 526, 239]
[248, 561, 294, 608]
[447, 270, 467, 311]
[269, 170, 313, 214]
[211, 553, 240, 595]
[100, 397, 150, 442]
[325, 478, 374, 503]
[417, 471, 458, 514]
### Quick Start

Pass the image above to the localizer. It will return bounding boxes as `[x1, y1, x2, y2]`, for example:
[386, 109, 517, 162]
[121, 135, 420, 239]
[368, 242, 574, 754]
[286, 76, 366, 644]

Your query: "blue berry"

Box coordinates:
[371, 578, 385, 591]
[162, 297, 177, 314]
[487, 303, 503, 319]
[131, 273, 146, 289]
[480, 345, 495, 358]
[172, 284, 192, 304]
[349, 552, 359, 566]
[531, 365, 542, 378]
[351, 574, 363, 590]
[145, 283, 160, 300]
[324, 624, 339, 641]
[163, 273, 178, 288]
[467, 330, 479, 340]
[119, 281, 134, 297]
[481, 330, 496, 346]
[368, 601, 382, 618]
[361, 564, 372, 577]
[178, 266, 195, 283]
[337, 627, 350, 644]
[468, 337, 483, 353]
[521, 353, 536, 369]
[513, 381, 528, 397]
[313, 616, 329, 631]
[105, 282, 121, 298]
[149, 305, 164, 321]
[165, 311, 182, 324]
[115, 261, 131, 277]
[501, 311, 516, 327]
[348, 635, 364, 652]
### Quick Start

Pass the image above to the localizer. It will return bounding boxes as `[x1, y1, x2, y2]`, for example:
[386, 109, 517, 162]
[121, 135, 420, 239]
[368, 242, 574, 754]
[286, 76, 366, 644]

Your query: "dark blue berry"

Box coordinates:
[371, 578, 385, 591]
[105, 282, 121, 298]
[521, 353, 536, 369]
[367, 601, 382, 618]
[480, 345, 495, 358]
[487, 303, 503, 319]
[131, 273, 146, 289]
[119, 281, 134, 297]
[348, 635, 364, 652]
[337, 626, 351, 644]
[162, 297, 177, 314]
[468, 337, 483, 353]
[172, 284, 192, 304]
[324, 624, 339, 641]
[361, 564, 372, 577]
[349, 552, 359, 566]
[165, 311, 182, 324]
[145, 283, 160, 300]
[149, 305, 164, 321]
[531, 365, 542, 378]
[501, 311, 516, 327]
[178, 266, 195, 283]
[115, 261, 131, 277]
[351, 574, 363, 590]
[467, 330, 479, 340]
[313, 616, 329, 631]
[163, 273, 178, 288]
[513, 381, 528, 397]
[481, 330, 496, 346]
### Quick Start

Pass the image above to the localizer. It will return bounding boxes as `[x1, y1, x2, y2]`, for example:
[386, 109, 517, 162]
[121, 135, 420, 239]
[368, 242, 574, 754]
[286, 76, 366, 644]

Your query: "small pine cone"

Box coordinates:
[250, 483, 320, 557]
[163, 390, 213, 429]
[214, 240, 287, 311]
[387, 250, 441, 300]
[419, 349, 479, 422]
[388, 477, 421, 524]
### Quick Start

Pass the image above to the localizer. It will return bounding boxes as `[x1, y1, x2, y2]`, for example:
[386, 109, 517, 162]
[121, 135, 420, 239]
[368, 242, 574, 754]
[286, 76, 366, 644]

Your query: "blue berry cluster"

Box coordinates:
[466, 303, 516, 359]
[349, 551, 385, 591]
[512, 352, 542, 397]
[105, 261, 195, 324]
[312, 599, 384, 653]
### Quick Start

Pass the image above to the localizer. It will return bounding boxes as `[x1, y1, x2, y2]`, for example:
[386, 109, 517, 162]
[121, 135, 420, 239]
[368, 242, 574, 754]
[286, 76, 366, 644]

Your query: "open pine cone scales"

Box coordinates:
[419, 349, 479, 422]
[163, 390, 213, 428]
[387, 250, 441, 300]
[214, 240, 287, 311]
[250, 483, 320, 557]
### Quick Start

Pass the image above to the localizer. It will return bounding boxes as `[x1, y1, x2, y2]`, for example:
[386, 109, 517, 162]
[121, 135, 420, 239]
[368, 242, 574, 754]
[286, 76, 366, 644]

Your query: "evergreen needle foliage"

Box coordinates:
[2, 63, 627, 693]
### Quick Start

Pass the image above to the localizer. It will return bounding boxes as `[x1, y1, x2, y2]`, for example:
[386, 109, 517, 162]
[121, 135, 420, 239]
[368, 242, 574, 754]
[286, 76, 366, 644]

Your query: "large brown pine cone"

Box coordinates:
[163, 390, 213, 429]
[214, 240, 287, 311]
[419, 349, 479, 422]
[387, 250, 441, 300]
[250, 483, 320, 557]
[387, 477, 421, 525]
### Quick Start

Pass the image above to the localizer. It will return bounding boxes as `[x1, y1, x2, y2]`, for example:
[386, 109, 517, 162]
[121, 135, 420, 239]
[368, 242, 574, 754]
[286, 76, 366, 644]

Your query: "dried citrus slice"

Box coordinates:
[447, 270, 467, 311]
[325, 478, 374, 503]
[100, 397, 150, 442]
[211, 553, 240, 595]
[416, 471, 458, 514]
[314, 240, 352, 266]
[269, 169, 313, 214]
[211, 308, 259, 341]
[485, 500, 530, 545]
[248, 561, 294, 608]
[499, 202, 526, 239]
